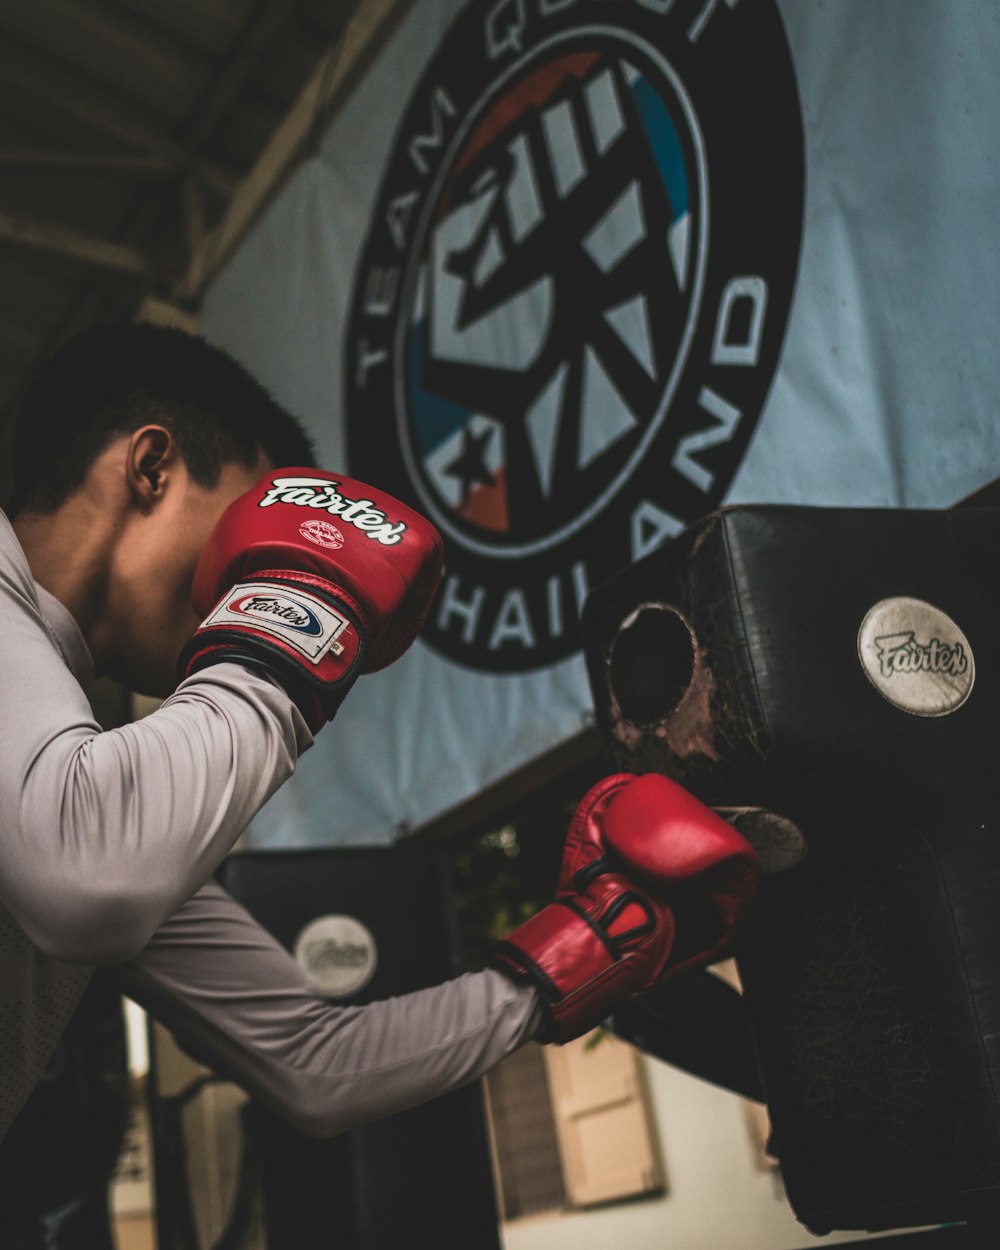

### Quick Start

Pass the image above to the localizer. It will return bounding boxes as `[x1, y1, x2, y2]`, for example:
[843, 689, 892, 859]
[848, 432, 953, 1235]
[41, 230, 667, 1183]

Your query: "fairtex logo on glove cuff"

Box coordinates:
[258, 476, 408, 546]
[234, 594, 324, 636]
[202, 582, 351, 663]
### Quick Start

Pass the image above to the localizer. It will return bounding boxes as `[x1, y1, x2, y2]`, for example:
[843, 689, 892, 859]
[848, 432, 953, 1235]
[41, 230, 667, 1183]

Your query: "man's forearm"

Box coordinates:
[114, 881, 541, 1137]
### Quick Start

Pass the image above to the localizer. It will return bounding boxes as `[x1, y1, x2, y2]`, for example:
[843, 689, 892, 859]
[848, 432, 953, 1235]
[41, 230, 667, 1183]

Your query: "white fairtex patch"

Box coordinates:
[294, 914, 378, 998]
[202, 582, 350, 664]
[857, 596, 975, 717]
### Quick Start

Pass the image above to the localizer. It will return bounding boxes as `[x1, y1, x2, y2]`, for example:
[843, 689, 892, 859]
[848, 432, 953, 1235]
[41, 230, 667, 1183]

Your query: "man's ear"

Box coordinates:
[125, 426, 175, 507]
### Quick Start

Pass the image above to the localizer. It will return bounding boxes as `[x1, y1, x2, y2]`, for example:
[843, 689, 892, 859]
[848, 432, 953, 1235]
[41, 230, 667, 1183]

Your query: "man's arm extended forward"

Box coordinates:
[114, 881, 541, 1138]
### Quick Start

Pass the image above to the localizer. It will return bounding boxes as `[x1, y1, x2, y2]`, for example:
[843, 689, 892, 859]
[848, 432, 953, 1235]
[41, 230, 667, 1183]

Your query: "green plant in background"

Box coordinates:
[448, 755, 607, 970]
[451, 822, 554, 970]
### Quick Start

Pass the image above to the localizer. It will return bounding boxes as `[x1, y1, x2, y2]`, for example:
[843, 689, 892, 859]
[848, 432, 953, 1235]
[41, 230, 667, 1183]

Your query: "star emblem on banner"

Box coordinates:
[442, 423, 496, 507]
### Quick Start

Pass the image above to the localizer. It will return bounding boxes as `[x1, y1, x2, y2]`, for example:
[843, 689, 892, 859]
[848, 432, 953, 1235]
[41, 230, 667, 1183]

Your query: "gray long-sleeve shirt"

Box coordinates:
[0, 509, 538, 1140]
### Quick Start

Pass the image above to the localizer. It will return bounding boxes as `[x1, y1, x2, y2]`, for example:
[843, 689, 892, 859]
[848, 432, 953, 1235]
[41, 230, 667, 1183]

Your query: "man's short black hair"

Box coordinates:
[9, 322, 317, 516]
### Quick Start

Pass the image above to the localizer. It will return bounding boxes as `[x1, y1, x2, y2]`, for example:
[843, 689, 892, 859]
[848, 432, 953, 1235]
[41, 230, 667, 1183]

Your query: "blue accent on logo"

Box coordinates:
[630, 74, 689, 221]
[407, 316, 476, 457]
[286, 607, 323, 636]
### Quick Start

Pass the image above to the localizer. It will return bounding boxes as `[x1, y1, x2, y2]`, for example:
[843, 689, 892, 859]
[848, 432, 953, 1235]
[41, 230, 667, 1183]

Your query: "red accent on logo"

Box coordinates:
[300, 519, 344, 549]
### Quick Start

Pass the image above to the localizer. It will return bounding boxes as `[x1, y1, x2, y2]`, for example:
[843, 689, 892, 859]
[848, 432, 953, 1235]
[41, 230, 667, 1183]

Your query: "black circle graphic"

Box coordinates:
[347, 0, 804, 673]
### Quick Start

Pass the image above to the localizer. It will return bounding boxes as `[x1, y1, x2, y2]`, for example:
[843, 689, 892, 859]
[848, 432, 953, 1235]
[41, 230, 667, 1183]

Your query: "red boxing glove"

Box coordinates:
[178, 467, 443, 729]
[491, 779, 679, 1042]
[491, 774, 761, 1041]
[600, 772, 762, 974]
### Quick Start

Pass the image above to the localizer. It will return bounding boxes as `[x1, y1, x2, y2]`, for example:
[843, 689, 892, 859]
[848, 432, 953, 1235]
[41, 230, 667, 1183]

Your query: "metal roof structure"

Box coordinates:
[0, 0, 410, 496]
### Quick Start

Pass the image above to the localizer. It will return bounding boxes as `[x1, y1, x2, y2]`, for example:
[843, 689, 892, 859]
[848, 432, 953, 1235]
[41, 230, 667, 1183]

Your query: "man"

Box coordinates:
[0, 323, 758, 1217]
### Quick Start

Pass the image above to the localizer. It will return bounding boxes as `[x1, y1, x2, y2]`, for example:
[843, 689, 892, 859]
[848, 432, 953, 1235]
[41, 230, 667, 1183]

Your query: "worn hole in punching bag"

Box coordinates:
[609, 605, 696, 728]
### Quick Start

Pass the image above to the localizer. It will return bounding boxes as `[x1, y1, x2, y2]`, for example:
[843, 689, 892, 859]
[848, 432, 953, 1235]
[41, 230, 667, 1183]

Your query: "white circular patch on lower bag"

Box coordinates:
[294, 915, 378, 998]
[857, 596, 975, 717]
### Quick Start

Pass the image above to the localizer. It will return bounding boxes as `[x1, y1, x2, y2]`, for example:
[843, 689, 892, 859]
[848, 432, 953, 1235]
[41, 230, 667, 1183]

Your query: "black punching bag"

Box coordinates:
[217, 846, 499, 1250]
[581, 504, 997, 1235]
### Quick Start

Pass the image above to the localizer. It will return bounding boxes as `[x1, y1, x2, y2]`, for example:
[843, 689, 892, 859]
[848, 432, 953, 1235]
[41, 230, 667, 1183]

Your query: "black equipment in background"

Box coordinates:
[0, 975, 129, 1250]
[582, 503, 1000, 1237]
[609, 968, 763, 1103]
[151, 844, 500, 1250]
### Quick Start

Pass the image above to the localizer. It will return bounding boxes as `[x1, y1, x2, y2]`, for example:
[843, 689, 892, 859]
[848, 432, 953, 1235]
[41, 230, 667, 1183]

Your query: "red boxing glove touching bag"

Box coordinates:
[178, 468, 444, 730]
[492, 773, 761, 1041]
[597, 772, 762, 974]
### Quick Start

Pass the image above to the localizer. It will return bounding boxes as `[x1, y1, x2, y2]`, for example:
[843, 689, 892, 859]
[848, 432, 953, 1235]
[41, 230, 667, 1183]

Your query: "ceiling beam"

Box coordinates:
[0, 320, 42, 364]
[0, 39, 238, 197]
[0, 211, 148, 278]
[184, 0, 417, 299]
[0, 0, 309, 400]
[184, 0, 302, 151]
[0, 152, 175, 177]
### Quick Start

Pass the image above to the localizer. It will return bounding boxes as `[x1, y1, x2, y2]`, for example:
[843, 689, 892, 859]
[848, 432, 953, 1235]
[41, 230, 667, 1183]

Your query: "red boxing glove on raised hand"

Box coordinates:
[178, 467, 443, 729]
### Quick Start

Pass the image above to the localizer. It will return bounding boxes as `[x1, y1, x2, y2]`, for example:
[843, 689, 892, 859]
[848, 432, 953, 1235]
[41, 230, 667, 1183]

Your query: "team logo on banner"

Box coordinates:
[346, 0, 804, 672]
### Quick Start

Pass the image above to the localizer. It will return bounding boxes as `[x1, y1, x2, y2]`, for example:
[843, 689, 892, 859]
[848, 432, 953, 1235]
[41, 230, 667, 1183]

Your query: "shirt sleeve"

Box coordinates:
[112, 880, 541, 1138]
[0, 513, 314, 964]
